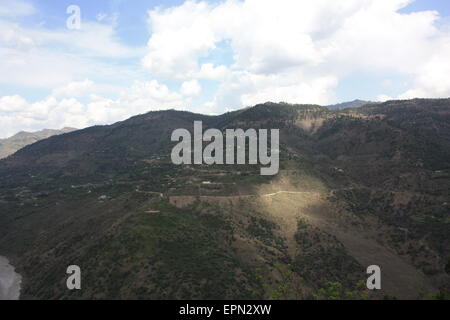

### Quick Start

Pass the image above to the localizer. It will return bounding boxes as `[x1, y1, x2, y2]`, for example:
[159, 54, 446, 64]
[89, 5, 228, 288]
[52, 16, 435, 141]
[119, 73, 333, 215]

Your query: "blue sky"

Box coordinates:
[0, 0, 449, 137]
[401, 0, 450, 15]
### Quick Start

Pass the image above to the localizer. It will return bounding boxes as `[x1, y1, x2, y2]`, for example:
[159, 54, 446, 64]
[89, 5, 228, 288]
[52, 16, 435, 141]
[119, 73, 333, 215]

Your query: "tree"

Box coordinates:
[314, 281, 368, 300]
[253, 264, 305, 300]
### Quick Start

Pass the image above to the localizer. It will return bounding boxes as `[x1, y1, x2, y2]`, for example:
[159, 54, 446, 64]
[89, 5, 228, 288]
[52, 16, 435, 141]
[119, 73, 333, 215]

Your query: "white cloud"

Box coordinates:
[398, 37, 450, 99]
[0, 95, 28, 113]
[2, 0, 450, 137]
[181, 79, 202, 96]
[52, 79, 95, 98]
[143, 0, 450, 108]
[241, 75, 338, 107]
[81, 80, 185, 126]
[0, 0, 35, 18]
[115, 80, 184, 114]
[143, 1, 219, 78]
[0, 10, 145, 89]
[0, 79, 186, 138]
[197, 63, 229, 80]
[376, 94, 393, 102]
[0, 96, 85, 138]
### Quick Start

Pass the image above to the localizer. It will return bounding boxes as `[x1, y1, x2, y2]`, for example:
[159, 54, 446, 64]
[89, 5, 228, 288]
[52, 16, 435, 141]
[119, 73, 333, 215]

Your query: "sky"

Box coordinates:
[0, 0, 449, 138]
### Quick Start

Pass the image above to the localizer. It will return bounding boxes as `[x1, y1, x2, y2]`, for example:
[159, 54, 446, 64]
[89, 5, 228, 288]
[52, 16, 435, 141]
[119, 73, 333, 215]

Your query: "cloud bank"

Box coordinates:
[0, 0, 450, 137]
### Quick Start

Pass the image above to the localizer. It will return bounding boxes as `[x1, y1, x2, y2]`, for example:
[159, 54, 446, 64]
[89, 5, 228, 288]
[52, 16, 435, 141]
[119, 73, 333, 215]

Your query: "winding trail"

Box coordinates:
[261, 191, 317, 197]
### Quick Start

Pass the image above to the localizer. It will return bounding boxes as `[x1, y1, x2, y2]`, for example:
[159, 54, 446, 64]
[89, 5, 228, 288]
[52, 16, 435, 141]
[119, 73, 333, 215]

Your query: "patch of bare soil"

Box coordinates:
[178, 189, 437, 299]
[269, 194, 437, 299]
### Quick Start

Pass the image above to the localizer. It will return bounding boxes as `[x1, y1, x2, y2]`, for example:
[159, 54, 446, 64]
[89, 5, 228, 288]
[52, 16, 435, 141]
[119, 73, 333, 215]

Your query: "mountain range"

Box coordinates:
[0, 128, 77, 160]
[0, 98, 449, 300]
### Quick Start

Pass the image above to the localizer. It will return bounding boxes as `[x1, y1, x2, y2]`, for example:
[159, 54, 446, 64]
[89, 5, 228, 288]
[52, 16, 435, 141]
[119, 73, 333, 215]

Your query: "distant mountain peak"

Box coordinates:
[326, 99, 376, 110]
[0, 127, 77, 159]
